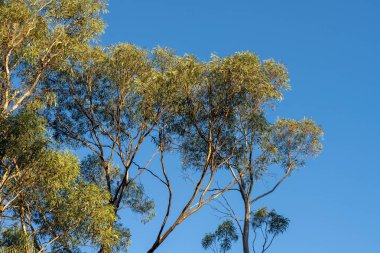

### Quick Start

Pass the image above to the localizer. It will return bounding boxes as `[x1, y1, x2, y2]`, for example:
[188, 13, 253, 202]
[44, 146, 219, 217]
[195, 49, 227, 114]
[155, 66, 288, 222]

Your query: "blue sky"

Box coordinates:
[95, 0, 380, 252]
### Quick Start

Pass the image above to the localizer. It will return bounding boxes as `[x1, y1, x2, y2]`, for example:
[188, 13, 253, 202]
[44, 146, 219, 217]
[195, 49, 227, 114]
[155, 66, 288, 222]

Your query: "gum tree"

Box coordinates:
[148, 51, 322, 253]
[224, 116, 322, 253]
[48, 44, 158, 252]
[144, 52, 322, 253]
[202, 53, 323, 253]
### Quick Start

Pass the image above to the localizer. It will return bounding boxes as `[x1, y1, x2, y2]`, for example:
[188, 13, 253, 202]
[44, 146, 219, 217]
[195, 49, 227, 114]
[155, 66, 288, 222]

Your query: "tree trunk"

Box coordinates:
[146, 219, 180, 253]
[20, 205, 30, 253]
[146, 224, 173, 253]
[242, 198, 251, 253]
[147, 241, 160, 253]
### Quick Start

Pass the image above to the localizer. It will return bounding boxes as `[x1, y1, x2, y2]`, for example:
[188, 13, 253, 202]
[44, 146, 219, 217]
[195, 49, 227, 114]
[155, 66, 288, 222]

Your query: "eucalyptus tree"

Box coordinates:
[148, 52, 322, 253]
[224, 117, 322, 253]
[0, 105, 122, 253]
[48, 44, 159, 251]
[203, 52, 323, 253]
[142, 51, 320, 252]
[0, 0, 106, 116]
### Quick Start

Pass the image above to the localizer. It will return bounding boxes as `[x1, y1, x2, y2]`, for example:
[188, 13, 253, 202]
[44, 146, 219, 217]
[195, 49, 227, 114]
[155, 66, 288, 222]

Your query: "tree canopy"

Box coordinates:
[0, 1, 323, 253]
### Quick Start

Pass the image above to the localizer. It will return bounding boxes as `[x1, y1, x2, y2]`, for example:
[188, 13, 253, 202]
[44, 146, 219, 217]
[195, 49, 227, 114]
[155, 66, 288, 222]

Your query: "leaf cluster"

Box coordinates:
[0, 108, 124, 252]
[202, 220, 239, 253]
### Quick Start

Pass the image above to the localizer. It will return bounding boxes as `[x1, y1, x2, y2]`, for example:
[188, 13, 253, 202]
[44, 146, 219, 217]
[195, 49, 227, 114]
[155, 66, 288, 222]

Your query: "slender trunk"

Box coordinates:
[242, 198, 251, 253]
[20, 205, 30, 253]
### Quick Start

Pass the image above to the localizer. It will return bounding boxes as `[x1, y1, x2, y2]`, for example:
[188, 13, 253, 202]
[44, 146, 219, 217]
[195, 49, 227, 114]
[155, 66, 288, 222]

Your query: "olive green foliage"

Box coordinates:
[0, 225, 36, 253]
[0, 1, 323, 252]
[0, 107, 123, 252]
[0, 1, 123, 251]
[48, 44, 156, 220]
[202, 220, 239, 253]
[184, 52, 322, 253]
[0, 0, 106, 114]
[261, 118, 323, 169]
[169, 52, 289, 170]
[48, 46, 322, 252]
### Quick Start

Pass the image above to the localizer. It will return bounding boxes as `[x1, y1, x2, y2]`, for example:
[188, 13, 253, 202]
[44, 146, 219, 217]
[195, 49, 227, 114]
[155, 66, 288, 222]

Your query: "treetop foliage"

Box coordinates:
[0, 1, 323, 252]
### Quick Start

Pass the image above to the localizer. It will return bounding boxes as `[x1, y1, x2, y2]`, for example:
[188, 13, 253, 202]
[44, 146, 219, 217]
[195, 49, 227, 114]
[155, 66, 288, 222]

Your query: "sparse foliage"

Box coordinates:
[202, 220, 239, 253]
[252, 208, 289, 253]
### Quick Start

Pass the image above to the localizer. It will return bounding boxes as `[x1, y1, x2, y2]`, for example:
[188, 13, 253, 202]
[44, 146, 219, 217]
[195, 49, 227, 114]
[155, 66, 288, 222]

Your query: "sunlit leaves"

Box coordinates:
[0, 0, 106, 114]
[0, 109, 122, 252]
[0, 3, 323, 249]
[261, 118, 323, 170]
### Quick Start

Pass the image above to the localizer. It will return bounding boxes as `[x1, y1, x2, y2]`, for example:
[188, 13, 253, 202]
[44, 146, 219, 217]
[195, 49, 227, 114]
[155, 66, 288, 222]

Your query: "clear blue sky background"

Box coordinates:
[94, 0, 380, 252]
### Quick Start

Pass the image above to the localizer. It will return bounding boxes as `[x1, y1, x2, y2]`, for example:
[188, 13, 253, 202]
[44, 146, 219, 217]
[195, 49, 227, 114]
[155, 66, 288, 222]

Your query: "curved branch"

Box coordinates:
[250, 168, 291, 204]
